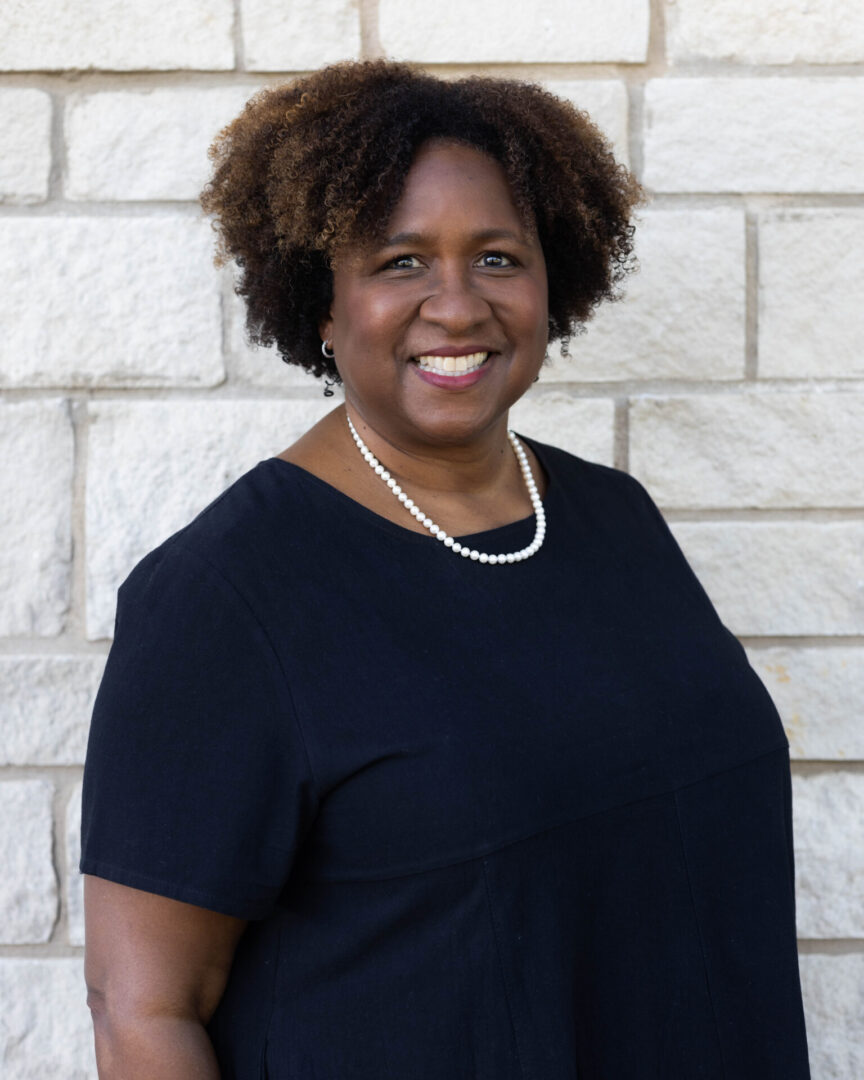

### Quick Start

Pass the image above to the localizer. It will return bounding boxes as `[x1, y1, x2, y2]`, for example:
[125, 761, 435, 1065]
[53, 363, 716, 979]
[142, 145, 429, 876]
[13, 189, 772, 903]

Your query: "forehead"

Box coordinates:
[387, 140, 526, 231]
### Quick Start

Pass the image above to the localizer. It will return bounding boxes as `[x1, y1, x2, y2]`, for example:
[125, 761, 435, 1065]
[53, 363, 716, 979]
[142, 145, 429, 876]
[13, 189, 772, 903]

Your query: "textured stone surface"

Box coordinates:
[0, 657, 105, 766]
[243, 0, 361, 71]
[0, 89, 52, 204]
[667, 0, 864, 64]
[630, 392, 864, 508]
[0, 958, 95, 1079]
[543, 81, 629, 167]
[229, 287, 330, 390]
[644, 78, 864, 193]
[0, 782, 56, 944]
[379, 0, 649, 62]
[66, 87, 258, 201]
[86, 398, 334, 639]
[0, 217, 223, 388]
[748, 647, 864, 761]
[542, 211, 745, 382]
[510, 392, 614, 465]
[0, 400, 73, 636]
[793, 772, 864, 938]
[0, 0, 233, 71]
[669, 522, 864, 636]
[66, 783, 84, 948]
[759, 210, 864, 379]
[799, 954, 864, 1080]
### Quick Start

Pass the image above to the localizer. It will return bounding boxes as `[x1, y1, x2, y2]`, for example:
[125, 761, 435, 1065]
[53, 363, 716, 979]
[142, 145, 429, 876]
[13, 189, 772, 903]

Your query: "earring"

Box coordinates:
[321, 340, 335, 360]
[323, 378, 336, 398]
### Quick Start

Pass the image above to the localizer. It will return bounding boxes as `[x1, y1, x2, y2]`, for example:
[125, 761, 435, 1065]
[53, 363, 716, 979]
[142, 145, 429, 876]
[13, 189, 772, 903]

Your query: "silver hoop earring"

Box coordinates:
[321, 340, 335, 360]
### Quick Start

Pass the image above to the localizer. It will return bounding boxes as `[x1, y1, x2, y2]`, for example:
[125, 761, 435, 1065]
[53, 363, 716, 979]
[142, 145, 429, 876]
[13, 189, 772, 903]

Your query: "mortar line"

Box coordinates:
[745, 212, 759, 379]
[232, 0, 245, 72]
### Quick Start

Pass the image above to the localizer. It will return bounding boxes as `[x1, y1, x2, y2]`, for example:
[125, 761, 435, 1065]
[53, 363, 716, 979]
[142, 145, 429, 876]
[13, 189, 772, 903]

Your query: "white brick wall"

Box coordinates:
[379, 0, 651, 63]
[644, 78, 864, 193]
[0, 90, 52, 204]
[2, 0, 862, 1073]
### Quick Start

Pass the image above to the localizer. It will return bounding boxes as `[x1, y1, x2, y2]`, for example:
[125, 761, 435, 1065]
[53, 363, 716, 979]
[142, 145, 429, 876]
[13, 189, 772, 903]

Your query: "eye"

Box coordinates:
[385, 254, 422, 270]
[478, 251, 517, 268]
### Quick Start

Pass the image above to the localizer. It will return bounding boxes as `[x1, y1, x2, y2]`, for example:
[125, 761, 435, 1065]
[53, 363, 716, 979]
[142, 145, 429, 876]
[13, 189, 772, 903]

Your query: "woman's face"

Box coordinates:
[320, 140, 549, 451]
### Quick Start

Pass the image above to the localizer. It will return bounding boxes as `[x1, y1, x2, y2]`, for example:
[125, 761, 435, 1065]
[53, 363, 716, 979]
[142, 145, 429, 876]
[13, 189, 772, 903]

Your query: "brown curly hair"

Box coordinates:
[201, 59, 643, 382]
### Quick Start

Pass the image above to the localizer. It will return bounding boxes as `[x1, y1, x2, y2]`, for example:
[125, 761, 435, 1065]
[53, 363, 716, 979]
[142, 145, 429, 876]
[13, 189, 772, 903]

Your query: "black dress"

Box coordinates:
[80, 437, 811, 1079]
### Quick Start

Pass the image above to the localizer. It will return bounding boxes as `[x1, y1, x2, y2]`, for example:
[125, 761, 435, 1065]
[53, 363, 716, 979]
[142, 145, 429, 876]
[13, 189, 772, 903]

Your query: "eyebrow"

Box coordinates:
[380, 228, 527, 248]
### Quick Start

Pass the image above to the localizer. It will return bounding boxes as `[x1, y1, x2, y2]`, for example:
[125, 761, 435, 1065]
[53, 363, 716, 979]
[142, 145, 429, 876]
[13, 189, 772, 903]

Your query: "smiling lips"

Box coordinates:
[413, 351, 490, 377]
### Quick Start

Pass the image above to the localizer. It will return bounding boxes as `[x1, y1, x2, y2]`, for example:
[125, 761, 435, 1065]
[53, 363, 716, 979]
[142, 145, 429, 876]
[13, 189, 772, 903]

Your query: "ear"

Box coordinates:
[318, 311, 334, 346]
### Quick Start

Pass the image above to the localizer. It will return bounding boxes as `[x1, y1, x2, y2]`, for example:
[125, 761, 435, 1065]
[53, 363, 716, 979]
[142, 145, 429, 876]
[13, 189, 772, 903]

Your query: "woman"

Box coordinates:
[81, 60, 811, 1078]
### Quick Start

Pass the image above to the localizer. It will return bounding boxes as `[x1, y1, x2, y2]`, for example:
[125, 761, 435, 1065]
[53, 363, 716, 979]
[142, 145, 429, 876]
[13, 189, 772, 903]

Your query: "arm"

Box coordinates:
[84, 875, 248, 1079]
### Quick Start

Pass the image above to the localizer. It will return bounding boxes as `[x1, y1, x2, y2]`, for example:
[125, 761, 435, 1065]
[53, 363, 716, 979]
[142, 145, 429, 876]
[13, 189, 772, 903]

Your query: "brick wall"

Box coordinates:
[1, 1, 862, 1075]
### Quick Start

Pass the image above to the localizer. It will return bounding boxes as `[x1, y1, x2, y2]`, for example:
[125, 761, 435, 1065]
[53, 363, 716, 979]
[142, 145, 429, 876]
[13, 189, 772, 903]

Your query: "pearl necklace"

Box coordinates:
[346, 414, 546, 564]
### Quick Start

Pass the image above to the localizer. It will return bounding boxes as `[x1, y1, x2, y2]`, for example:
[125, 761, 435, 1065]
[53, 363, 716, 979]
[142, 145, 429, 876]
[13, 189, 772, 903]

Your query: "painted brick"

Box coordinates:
[243, 0, 361, 71]
[542, 211, 745, 382]
[0, 656, 105, 766]
[667, 0, 864, 64]
[0, 0, 233, 71]
[644, 78, 864, 193]
[759, 210, 864, 379]
[66, 87, 258, 201]
[86, 398, 334, 639]
[799, 954, 864, 1080]
[0, 399, 73, 636]
[747, 647, 864, 761]
[0, 89, 51, 204]
[793, 772, 864, 938]
[0, 782, 56, 944]
[0, 217, 223, 388]
[379, 0, 650, 62]
[510, 392, 614, 465]
[66, 783, 84, 948]
[543, 81, 630, 167]
[0, 958, 95, 1079]
[630, 392, 864, 508]
[669, 521, 864, 636]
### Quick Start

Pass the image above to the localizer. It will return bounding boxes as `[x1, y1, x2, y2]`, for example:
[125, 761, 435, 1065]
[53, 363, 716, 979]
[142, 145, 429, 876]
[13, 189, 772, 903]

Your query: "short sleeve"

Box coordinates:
[80, 539, 318, 919]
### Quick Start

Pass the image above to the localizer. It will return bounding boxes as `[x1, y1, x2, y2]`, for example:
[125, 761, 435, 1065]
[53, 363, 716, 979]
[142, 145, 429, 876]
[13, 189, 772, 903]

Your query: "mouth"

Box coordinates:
[411, 351, 491, 377]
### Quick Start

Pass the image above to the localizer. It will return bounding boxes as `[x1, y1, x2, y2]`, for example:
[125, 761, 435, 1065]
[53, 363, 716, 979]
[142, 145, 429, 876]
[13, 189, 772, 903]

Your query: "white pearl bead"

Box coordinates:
[346, 415, 545, 565]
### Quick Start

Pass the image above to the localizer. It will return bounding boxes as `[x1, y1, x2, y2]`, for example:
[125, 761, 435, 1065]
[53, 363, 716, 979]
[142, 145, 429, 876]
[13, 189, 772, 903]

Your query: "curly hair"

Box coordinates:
[201, 59, 643, 382]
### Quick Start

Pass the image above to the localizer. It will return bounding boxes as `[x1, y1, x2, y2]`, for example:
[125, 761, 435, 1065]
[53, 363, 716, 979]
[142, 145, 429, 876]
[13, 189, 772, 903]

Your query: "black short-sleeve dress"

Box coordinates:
[80, 437, 811, 1079]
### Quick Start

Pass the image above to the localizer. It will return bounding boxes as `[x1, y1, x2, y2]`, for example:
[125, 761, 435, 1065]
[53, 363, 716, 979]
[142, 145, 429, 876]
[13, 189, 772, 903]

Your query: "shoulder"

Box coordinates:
[118, 458, 307, 608]
[519, 435, 661, 518]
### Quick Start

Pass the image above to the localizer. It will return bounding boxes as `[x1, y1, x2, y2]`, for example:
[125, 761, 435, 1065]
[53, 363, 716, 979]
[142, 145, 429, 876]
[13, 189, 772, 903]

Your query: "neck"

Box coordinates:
[341, 403, 519, 498]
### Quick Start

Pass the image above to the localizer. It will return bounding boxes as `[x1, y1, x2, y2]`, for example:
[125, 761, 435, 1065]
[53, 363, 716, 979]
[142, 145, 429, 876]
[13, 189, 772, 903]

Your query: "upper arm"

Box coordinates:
[84, 874, 248, 1024]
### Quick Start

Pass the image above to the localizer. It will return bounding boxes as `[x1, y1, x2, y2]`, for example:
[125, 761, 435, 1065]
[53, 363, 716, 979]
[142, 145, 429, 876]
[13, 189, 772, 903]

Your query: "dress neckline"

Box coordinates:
[263, 433, 555, 546]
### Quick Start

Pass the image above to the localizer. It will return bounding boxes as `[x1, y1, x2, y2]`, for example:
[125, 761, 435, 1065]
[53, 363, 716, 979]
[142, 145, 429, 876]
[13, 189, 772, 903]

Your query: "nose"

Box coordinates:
[418, 265, 492, 334]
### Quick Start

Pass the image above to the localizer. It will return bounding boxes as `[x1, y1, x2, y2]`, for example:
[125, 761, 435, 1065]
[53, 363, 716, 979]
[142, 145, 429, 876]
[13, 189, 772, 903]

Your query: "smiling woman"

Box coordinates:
[79, 60, 811, 1080]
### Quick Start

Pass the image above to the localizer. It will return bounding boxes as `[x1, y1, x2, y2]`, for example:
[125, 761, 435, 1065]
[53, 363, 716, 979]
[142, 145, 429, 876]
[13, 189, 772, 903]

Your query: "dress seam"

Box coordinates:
[258, 918, 284, 1079]
[482, 858, 532, 1080]
[672, 789, 729, 1080]
[302, 742, 790, 884]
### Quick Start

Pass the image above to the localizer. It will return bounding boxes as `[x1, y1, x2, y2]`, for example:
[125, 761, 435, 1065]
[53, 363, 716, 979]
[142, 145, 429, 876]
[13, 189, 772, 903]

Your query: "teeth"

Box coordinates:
[414, 351, 490, 375]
